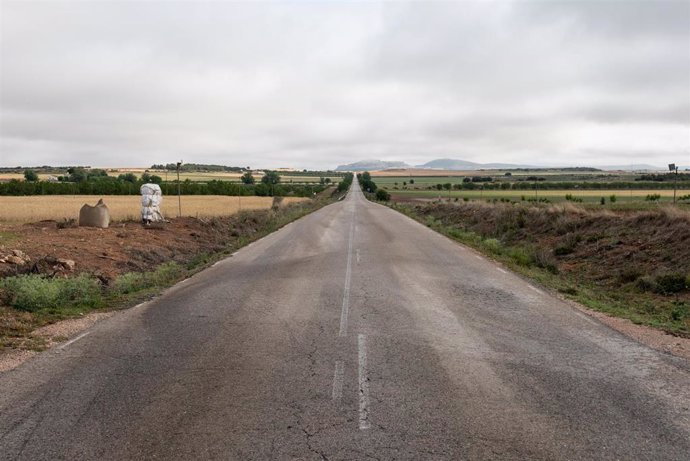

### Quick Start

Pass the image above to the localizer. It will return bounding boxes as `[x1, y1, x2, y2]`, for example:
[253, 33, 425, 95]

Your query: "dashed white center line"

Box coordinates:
[58, 332, 90, 350]
[338, 216, 355, 337]
[496, 268, 507, 274]
[358, 334, 371, 430]
[332, 361, 344, 400]
[356, 249, 360, 264]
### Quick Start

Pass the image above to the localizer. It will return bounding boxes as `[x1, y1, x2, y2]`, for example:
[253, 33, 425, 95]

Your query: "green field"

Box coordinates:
[373, 172, 641, 186]
[387, 188, 690, 206]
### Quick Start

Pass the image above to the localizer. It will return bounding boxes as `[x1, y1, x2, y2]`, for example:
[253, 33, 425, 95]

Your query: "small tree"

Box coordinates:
[261, 170, 281, 185]
[67, 167, 87, 182]
[118, 173, 138, 183]
[24, 169, 38, 182]
[409, 179, 415, 184]
[241, 171, 255, 184]
[141, 172, 162, 184]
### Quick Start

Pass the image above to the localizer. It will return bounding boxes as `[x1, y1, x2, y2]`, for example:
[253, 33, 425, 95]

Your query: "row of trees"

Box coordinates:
[358, 172, 378, 193]
[336, 173, 354, 193]
[417, 180, 690, 191]
[0, 178, 325, 197]
[150, 163, 245, 172]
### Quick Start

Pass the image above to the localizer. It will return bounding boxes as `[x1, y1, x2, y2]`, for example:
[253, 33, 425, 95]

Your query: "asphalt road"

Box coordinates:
[1, 177, 689, 460]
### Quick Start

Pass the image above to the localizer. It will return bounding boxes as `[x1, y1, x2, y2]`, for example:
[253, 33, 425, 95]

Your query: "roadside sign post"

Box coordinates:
[176, 161, 182, 217]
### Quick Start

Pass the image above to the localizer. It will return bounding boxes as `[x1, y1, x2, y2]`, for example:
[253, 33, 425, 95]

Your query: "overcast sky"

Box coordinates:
[1, 0, 689, 170]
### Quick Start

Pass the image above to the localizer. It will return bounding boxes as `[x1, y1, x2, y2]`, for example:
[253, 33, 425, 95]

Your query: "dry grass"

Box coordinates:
[0, 195, 308, 223]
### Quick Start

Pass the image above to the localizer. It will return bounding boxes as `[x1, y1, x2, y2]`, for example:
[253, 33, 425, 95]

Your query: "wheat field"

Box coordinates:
[0, 195, 308, 223]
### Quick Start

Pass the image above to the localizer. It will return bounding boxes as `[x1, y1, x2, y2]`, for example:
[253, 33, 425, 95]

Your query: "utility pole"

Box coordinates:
[176, 161, 182, 217]
[669, 163, 678, 204]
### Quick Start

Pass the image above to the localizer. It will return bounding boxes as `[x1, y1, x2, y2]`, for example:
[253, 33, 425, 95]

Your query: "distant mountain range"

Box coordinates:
[335, 158, 670, 171]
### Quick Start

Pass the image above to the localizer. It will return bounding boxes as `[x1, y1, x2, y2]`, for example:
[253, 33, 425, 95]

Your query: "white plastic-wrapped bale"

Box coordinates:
[140, 183, 164, 224]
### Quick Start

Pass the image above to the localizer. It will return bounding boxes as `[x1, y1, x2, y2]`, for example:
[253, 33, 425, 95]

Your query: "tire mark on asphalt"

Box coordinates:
[338, 214, 355, 337]
[358, 334, 371, 430]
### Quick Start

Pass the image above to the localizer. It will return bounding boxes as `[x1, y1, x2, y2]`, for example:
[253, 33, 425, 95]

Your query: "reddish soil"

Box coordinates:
[0, 212, 278, 284]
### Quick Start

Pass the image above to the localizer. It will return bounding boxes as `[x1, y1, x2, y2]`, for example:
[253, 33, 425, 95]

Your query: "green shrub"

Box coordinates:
[151, 262, 183, 285]
[113, 262, 183, 295]
[0, 274, 102, 312]
[112, 272, 148, 295]
[609, 195, 617, 203]
[506, 246, 533, 267]
[375, 189, 391, 201]
[654, 273, 687, 295]
[645, 193, 661, 202]
[671, 302, 688, 322]
[482, 238, 502, 254]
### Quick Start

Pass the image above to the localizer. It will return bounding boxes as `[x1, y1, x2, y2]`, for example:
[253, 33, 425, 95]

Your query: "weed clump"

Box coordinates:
[507, 247, 533, 267]
[618, 267, 642, 284]
[482, 238, 502, 254]
[0, 274, 103, 312]
[113, 262, 183, 295]
[554, 232, 581, 256]
[533, 248, 559, 274]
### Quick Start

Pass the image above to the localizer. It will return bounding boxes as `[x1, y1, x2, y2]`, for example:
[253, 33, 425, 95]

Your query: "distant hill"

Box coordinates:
[418, 158, 533, 170]
[598, 164, 665, 171]
[335, 158, 674, 172]
[335, 160, 410, 171]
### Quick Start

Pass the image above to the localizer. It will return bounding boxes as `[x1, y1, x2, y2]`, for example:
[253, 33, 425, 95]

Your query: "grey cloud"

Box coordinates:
[1, 1, 688, 169]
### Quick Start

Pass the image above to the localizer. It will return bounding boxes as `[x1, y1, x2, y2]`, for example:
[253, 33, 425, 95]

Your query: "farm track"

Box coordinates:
[0, 178, 689, 459]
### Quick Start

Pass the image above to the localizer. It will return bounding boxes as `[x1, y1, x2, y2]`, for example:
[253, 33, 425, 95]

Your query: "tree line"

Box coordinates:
[5, 167, 328, 197]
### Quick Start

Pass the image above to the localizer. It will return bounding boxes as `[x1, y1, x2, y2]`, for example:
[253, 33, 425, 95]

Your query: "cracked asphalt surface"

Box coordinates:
[1, 177, 689, 460]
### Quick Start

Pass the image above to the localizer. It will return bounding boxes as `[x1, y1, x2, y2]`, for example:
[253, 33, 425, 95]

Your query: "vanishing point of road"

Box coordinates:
[1, 178, 689, 460]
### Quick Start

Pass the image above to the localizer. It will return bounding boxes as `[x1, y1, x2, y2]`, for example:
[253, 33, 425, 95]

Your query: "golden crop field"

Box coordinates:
[0, 195, 308, 223]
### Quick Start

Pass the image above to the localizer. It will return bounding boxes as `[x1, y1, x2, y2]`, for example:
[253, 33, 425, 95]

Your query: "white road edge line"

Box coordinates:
[528, 285, 543, 295]
[58, 331, 90, 350]
[358, 334, 371, 430]
[496, 268, 507, 274]
[474, 255, 483, 261]
[338, 216, 355, 337]
[332, 361, 345, 400]
[574, 311, 599, 326]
